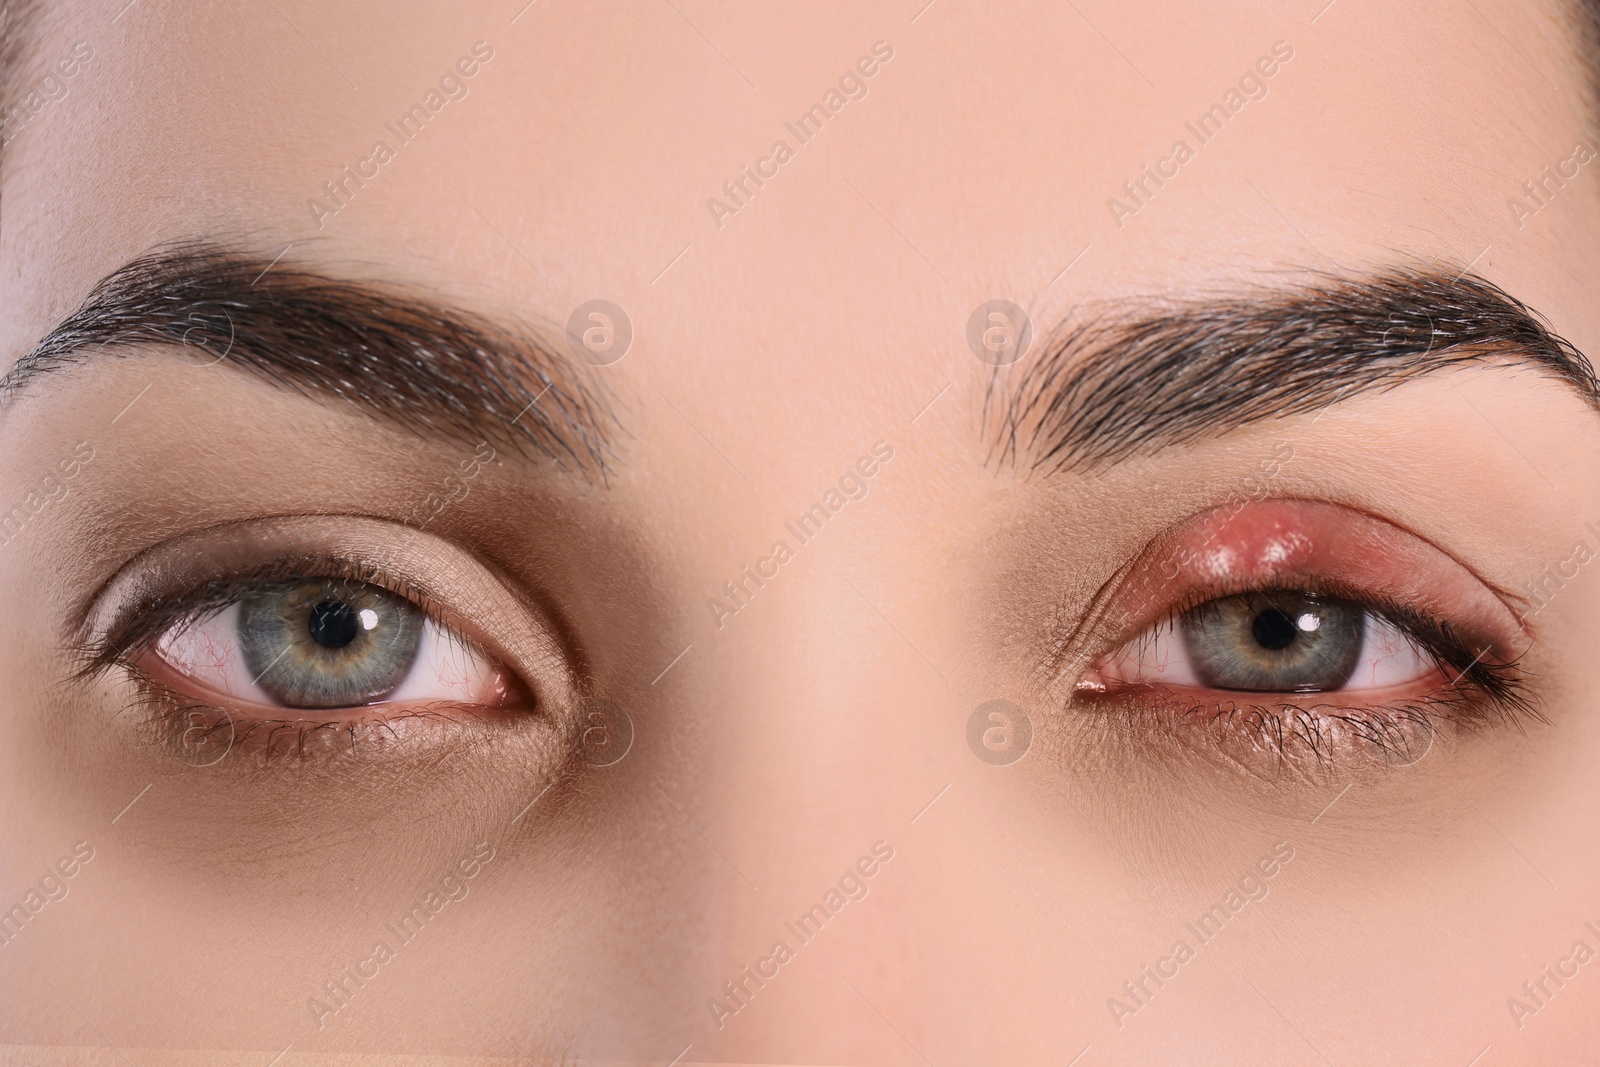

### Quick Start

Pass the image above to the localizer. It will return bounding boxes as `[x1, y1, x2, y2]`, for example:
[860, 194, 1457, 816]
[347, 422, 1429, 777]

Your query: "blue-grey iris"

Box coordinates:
[1180, 591, 1363, 692]
[238, 579, 423, 708]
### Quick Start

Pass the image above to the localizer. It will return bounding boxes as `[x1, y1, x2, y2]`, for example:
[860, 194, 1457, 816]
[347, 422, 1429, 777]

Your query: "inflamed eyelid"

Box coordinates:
[1096, 498, 1530, 663]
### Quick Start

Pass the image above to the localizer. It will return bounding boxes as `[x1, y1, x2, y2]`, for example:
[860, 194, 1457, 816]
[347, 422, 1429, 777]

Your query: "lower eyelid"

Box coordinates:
[1070, 688, 1451, 778]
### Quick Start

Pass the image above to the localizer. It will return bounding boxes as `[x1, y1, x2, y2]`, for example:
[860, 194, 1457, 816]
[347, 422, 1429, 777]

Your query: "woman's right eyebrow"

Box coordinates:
[0, 240, 618, 476]
[994, 267, 1600, 477]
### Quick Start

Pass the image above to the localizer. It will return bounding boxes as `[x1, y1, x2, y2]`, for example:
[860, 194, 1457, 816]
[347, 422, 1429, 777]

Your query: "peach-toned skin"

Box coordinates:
[3, 1, 1600, 1063]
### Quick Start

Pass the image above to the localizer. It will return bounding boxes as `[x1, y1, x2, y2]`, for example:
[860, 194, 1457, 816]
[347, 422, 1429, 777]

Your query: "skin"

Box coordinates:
[3, 0, 1600, 1063]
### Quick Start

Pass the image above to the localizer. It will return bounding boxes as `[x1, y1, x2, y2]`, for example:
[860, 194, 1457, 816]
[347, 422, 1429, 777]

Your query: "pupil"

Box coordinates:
[307, 600, 362, 650]
[1252, 608, 1299, 651]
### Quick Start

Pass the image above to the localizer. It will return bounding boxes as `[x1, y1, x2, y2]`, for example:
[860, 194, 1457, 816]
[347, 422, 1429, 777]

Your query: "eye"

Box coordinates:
[1067, 498, 1537, 769]
[1096, 590, 1437, 694]
[76, 515, 577, 767]
[152, 578, 516, 710]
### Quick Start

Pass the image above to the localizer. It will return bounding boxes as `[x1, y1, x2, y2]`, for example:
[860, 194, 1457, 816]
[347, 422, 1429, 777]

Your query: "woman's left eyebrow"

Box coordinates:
[994, 267, 1599, 476]
[1, 240, 618, 476]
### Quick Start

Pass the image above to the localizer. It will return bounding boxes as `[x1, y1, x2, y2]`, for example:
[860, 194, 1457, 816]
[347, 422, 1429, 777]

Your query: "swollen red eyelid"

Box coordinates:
[1110, 499, 1525, 655]
[1160, 507, 1318, 583]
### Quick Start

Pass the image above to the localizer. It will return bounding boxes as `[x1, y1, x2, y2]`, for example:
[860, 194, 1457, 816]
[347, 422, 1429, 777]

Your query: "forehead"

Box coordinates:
[1, 0, 1597, 379]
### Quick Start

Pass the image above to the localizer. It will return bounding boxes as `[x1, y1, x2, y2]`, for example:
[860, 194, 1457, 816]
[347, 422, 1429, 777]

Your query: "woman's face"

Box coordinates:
[4, 0, 1600, 1062]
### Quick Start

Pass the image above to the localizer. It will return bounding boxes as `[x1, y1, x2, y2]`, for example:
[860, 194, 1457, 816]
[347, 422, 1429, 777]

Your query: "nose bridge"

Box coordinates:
[664, 455, 946, 1053]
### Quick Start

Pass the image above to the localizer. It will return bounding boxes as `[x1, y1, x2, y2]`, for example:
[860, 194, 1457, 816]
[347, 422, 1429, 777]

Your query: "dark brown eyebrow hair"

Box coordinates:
[993, 267, 1599, 476]
[0, 241, 616, 474]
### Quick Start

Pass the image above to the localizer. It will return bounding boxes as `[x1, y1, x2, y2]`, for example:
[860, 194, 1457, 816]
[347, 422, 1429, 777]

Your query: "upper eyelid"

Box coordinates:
[1106, 500, 1525, 641]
